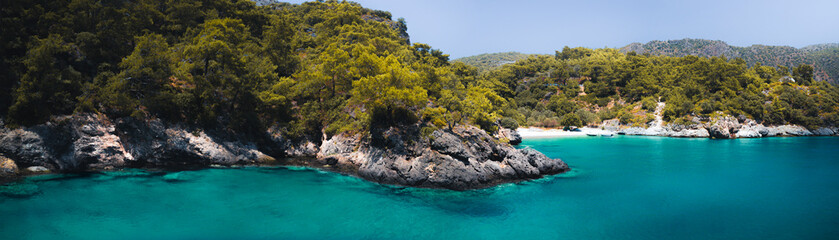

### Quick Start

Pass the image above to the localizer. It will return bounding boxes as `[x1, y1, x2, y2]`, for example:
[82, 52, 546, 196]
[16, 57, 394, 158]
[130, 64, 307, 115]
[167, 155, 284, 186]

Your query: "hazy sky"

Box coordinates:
[282, 0, 839, 58]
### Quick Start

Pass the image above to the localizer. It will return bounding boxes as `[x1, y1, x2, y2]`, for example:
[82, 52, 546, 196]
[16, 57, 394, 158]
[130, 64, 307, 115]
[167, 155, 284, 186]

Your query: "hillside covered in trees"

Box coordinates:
[619, 39, 839, 84]
[490, 47, 839, 130]
[0, 0, 517, 139]
[2, 0, 839, 140]
[452, 52, 534, 73]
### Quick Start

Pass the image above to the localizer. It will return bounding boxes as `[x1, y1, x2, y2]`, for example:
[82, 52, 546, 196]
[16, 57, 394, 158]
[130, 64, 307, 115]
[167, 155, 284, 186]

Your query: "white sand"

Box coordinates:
[516, 127, 615, 138]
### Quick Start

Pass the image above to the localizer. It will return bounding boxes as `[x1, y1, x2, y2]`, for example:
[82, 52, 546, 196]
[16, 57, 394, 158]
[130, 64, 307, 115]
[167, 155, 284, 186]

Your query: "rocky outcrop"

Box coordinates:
[0, 155, 18, 181]
[764, 125, 813, 137]
[318, 125, 568, 190]
[601, 119, 621, 132]
[707, 115, 740, 139]
[0, 114, 567, 190]
[812, 127, 838, 136]
[495, 128, 522, 145]
[114, 117, 278, 168]
[0, 114, 280, 173]
[615, 113, 833, 139]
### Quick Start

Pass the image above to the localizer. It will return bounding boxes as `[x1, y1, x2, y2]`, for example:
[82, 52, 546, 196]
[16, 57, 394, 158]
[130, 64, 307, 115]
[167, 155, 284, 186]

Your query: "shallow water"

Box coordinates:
[2, 136, 839, 239]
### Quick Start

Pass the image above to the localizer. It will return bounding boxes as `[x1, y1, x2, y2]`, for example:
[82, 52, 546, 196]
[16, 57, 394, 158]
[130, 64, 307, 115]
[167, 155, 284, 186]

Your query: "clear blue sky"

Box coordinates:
[282, 0, 839, 58]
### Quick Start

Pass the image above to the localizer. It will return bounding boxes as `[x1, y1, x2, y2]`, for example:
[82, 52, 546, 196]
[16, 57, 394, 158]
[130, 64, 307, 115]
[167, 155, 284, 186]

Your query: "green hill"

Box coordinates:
[453, 52, 534, 73]
[619, 39, 839, 84]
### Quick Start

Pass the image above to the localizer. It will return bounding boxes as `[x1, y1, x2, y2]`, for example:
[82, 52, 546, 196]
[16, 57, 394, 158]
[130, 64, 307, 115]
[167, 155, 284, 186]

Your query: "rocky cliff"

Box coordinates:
[0, 114, 567, 190]
[316, 125, 566, 190]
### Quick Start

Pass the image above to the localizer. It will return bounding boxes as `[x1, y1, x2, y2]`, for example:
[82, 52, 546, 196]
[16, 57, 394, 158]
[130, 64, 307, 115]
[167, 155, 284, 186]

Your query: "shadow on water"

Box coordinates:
[1, 164, 584, 217]
[250, 164, 587, 218]
[369, 168, 586, 218]
[378, 186, 513, 217]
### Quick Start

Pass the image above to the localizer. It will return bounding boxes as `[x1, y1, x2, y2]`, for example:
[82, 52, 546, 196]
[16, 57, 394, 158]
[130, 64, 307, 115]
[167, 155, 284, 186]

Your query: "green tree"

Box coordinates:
[102, 33, 174, 118]
[351, 55, 428, 128]
[8, 35, 83, 126]
[177, 18, 276, 128]
[792, 64, 814, 85]
[559, 112, 582, 127]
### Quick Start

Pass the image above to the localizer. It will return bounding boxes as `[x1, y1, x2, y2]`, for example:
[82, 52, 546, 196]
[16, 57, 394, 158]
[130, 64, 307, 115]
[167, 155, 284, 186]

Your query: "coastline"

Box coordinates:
[517, 122, 839, 139]
[0, 114, 569, 190]
[516, 127, 614, 138]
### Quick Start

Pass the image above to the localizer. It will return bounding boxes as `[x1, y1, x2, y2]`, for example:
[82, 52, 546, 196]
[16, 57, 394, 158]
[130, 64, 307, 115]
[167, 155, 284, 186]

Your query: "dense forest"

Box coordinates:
[620, 39, 839, 84]
[0, 0, 516, 138]
[487, 47, 839, 129]
[1, 0, 838, 140]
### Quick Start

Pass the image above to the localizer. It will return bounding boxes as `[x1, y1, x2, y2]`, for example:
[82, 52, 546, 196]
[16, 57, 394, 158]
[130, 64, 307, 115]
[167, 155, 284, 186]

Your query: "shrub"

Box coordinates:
[575, 109, 599, 126]
[641, 96, 657, 111]
[559, 113, 582, 127]
[498, 117, 519, 129]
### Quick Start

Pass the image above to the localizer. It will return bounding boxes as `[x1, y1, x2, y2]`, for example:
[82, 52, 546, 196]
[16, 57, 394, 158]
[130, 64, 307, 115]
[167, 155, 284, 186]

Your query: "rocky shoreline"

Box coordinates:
[604, 114, 839, 139]
[0, 114, 567, 190]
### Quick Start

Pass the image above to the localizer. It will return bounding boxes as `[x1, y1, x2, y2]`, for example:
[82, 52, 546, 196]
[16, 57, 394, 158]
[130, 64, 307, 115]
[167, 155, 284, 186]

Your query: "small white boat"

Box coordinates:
[601, 133, 614, 137]
[586, 133, 598, 137]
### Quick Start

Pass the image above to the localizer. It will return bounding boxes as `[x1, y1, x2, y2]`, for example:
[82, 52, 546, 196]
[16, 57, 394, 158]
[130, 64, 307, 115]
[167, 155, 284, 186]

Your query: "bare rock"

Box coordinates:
[708, 114, 741, 139]
[495, 128, 522, 145]
[347, 125, 568, 190]
[664, 128, 710, 138]
[765, 125, 813, 136]
[0, 114, 569, 190]
[0, 155, 18, 180]
[812, 127, 836, 136]
[319, 134, 359, 156]
[735, 119, 767, 138]
[25, 166, 49, 173]
[601, 119, 621, 132]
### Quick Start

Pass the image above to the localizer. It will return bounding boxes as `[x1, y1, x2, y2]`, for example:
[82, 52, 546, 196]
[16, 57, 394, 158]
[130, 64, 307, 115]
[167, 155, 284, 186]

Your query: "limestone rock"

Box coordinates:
[812, 127, 837, 136]
[495, 128, 522, 145]
[735, 119, 767, 138]
[601, 119, 621, 132]
[0, 114, 569, 190]
[319, 134, 359, 156]
[765, 125, 813, 137]
[708, 115, 741, 139]
[345, 125, 568, 190]
[25, 166, 49, 173]
[665, 128, 710, 138]
[0, 155, 18, 180]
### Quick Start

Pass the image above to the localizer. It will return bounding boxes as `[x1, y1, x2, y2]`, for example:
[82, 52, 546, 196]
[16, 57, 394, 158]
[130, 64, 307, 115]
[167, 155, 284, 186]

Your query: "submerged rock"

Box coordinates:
[162, 171, 200, 182]
[0, 182, 40, 198]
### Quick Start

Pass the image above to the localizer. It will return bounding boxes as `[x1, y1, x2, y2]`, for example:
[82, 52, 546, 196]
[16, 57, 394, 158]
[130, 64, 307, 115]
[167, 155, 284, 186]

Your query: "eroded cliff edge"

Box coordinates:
[0, 114, 567, 190]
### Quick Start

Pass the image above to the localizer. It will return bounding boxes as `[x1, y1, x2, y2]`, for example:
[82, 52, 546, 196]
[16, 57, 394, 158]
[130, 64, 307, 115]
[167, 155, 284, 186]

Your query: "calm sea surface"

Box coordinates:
[2, 136, 839, 239]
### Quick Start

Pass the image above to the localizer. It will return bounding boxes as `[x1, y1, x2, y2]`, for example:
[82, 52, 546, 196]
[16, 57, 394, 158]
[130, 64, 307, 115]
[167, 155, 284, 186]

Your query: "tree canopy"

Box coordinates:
[0, 0, 514, 137]
[1, 0, 837, 136]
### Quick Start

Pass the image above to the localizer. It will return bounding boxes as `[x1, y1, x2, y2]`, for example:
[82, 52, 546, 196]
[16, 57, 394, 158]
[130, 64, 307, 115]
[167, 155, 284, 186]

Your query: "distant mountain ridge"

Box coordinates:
[619, 39, 839, 83]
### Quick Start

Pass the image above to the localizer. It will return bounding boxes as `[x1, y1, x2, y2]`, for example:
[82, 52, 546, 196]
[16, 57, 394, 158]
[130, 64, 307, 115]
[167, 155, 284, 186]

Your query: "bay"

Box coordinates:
[2, 136, 839, 239]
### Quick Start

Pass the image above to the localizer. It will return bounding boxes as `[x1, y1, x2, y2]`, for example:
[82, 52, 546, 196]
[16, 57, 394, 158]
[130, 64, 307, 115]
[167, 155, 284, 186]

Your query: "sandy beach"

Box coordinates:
[516, 127, 615, 138]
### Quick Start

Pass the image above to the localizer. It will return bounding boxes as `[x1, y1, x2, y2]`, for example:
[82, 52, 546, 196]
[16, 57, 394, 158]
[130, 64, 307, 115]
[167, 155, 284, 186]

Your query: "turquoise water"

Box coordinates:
[2, 136, 839, 239]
